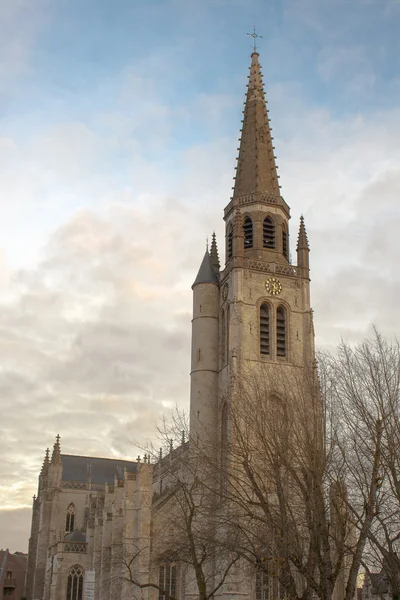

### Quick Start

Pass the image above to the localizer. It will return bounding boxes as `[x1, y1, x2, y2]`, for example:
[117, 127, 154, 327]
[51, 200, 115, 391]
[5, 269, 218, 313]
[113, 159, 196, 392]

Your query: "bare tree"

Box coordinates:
[216, 359, 382, 600]
[122, 409, 241, 600]
[322, 330, 400, 600]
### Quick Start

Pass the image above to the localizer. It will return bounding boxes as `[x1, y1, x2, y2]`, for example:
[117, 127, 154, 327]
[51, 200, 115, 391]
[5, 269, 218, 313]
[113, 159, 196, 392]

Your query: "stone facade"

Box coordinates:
[26, 51, 316, 600]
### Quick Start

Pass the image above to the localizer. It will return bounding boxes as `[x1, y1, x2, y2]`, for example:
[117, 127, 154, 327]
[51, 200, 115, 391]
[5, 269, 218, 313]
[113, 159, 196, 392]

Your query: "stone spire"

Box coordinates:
[210, 232, 220, 273]
[297, 215, 310, 251]
[51, 434, 62, 465]
[233, 52, 280, 200]
[297, 215, 310, 274]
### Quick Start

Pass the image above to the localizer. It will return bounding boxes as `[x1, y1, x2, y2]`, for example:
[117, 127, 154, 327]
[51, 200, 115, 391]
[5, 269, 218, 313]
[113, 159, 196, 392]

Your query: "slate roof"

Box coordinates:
[64, 531, 87, 543]
[192, 251, 219, 288]
[61, 454, 137, 485]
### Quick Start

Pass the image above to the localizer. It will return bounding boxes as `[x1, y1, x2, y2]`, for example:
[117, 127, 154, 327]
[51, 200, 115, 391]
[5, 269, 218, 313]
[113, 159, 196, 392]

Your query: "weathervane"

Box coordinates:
[247, 25, 263, 52]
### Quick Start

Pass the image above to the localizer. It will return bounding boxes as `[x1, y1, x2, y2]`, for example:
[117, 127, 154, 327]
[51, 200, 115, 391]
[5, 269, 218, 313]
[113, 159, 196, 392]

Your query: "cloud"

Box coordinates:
[1, 0, 400, 552]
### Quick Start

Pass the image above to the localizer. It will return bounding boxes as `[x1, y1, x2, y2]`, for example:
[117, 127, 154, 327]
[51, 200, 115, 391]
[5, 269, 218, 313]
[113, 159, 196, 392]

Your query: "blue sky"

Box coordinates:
[1, 0, 400, 551]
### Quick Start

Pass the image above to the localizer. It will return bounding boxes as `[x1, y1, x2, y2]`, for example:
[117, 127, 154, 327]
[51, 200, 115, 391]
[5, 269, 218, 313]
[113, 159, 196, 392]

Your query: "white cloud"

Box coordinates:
[1, 19, 400, 551]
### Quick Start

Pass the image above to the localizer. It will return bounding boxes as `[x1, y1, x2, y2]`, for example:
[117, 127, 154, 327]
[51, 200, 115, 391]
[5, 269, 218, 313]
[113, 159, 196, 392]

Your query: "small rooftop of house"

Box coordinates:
[61, 454, 137, 485]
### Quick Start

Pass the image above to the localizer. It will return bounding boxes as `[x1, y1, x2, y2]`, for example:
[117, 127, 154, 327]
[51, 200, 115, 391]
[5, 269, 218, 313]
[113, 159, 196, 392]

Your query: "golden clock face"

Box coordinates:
[265, 277, 282, 296]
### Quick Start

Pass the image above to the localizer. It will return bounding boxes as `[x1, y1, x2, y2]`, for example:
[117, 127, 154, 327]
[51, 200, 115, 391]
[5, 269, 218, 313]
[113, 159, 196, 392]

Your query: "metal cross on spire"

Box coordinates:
[247, 25, 263, 52]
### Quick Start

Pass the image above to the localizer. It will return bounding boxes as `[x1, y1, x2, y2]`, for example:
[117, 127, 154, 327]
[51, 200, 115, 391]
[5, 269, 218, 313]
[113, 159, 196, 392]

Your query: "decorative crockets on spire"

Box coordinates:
[297, 215, 310, 274]
[210, 232, 220, 273]
[40, 447, 50, 476]
[297, 215, 310, 251]
[51, 434, 62, 465]
[233, 52, 280, 199]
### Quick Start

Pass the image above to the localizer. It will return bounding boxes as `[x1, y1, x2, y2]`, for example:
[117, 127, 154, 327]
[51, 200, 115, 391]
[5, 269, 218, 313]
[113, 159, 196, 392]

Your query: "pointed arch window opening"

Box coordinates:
[66, 565, 84, 600]
[260, 303, 270, 355]
[282, 227, 288, 260]
[243, 217, 254, 249]
[66, 504, 75, 533]
[276, 306, 286, 358]
[227, 227, 233, 260]
[263, 217, 276, 249]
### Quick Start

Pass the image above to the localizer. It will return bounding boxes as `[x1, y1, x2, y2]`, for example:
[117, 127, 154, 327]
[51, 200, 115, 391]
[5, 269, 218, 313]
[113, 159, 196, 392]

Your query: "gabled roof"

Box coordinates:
[61, 454, 137, 485]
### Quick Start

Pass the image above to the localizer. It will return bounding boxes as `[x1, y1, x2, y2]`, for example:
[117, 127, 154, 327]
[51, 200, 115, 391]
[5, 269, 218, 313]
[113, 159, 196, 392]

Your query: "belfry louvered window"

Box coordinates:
[66, 504, 75, 533]
[282, 228, 288, 260]
[228, 227, 233, 260]
[243, 217, 253, 248]
[66, 565, 83, 600]
[263, 217, 276, 248]
[276, 306, 287, 357]
[260, 303, 270, 355]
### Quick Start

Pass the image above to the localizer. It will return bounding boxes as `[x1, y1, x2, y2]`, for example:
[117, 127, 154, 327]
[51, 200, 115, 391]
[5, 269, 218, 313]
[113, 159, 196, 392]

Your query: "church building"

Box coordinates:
[26, 49, 314, 600]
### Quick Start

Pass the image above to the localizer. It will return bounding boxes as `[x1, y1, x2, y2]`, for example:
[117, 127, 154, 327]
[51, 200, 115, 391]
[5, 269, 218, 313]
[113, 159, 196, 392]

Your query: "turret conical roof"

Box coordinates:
[192, 250, 219, 288]
[233, 52, 280, 199]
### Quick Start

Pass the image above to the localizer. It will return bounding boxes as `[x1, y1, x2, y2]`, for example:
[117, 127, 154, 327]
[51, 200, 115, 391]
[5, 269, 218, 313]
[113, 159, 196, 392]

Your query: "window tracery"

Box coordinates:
[66, 565, 83, 600]
[158, 564, 177, 600]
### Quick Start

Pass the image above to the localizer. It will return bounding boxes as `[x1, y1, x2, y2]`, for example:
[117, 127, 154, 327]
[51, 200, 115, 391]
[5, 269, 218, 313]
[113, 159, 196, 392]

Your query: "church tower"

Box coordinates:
[190, 51, 315, 445]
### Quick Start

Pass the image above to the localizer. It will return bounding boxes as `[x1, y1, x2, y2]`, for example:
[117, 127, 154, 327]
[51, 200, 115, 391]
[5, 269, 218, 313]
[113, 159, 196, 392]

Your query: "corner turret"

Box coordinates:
[190, 245, 220, 448]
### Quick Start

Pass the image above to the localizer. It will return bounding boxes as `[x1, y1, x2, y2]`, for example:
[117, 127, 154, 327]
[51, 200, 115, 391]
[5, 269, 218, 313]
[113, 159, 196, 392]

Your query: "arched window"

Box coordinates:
[276, 306, 287, 358]
[263, 217, 276, 249]
[243, 217, 253, 249]
[158, 564, 177, 600]
[66, 504, 75, 533]
[66, 565, 84, 600]
[282, 226, 288, 260]
[227, 226, 233, 260]
[260, 304, 270, 355]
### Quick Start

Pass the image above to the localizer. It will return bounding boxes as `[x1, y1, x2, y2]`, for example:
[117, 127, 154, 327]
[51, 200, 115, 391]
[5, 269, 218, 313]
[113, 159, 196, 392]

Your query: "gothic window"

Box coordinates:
[228, 226, 233, 260]
[256, 570, 269, 600]
[282, 226, 288, 260]
[260, 303, 270, 355]
[263, 217, 276, 249]
[66, 565, 84, 600]
[158, 564, 177, 600]
[276, 306, 287, 358]
[66, 504, 75, 533]
[243, 216, 253, 249]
